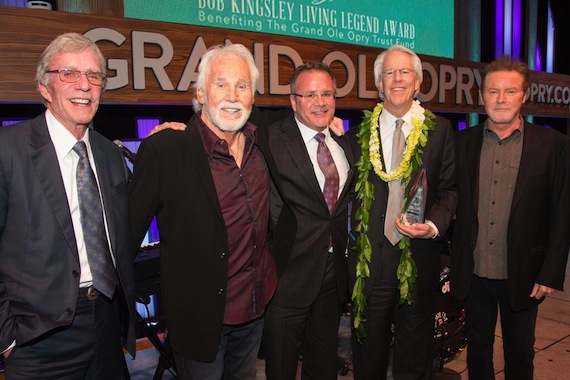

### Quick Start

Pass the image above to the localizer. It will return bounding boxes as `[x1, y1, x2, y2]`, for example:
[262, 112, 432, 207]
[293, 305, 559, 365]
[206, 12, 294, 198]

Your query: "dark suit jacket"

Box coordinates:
[451, 121, 570, 310]
[267, 114, 355, 308]
[348, 114, 458, 296]
[0, 114, 137, 356]
[129, 113, 283, 361]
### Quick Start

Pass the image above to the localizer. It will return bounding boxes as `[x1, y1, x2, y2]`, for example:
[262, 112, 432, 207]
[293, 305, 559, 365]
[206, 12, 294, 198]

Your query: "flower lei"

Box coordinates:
[352, 100, 436, 343]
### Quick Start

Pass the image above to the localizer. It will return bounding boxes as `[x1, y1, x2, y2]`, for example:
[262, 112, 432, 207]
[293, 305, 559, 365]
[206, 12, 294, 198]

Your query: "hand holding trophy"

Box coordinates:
[403, 168, 427, 225]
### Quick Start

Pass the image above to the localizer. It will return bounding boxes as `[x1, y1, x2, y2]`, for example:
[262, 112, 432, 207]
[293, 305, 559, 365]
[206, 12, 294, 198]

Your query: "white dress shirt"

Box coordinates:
[378, 108, 438, 235]
[379, 108, 413, 167]
[46, 110, 114, 287]
[295, 118, 350, 199]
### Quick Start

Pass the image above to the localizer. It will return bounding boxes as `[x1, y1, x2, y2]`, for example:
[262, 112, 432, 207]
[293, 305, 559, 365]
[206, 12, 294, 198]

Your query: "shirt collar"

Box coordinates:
[380, 107, 413, 130]
[379, 106, 414, 138]
[483, 116, 524, 140]
[194, 111, 257, 158]
[295, 117, 332, 144]
[45, 109, 92, 160]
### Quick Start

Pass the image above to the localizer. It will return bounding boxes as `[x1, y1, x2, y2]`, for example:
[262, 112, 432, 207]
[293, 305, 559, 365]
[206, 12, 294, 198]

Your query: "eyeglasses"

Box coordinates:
[46, 68, 106, 86]
[291, 92, 336, 101]
[382, 68, 414, 78]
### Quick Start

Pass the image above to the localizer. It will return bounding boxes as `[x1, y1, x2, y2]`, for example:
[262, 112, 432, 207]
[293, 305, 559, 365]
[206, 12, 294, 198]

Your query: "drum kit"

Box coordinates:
[432, 263, 467, 372]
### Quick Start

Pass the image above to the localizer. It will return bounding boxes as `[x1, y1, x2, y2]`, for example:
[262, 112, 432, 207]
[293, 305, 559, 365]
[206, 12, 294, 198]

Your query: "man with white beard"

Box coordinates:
[129, 43, 278, 380]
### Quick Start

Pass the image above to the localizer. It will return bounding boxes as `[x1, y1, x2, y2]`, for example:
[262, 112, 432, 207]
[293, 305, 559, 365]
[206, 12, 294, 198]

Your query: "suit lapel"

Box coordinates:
[256, 123, 280, 187]
[372, 133, 389, 192]
[280, 118, 328, 211]
[511, 121, 536, 210]
[465, 126, 484, 212]
[181, 124, 225, 222]
[331, 133, 354, 214]
[90, 132, 119, 255]
[29, 116, 79, 262]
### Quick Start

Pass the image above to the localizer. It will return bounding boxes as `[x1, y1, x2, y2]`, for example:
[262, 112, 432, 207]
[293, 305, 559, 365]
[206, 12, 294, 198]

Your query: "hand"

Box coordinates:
[147, 122, 187, 137]
[530, 283, 555, 300]
[330, 117, 345, 136]
[395, 216, 436, 239]
[3, 347, 13, 359]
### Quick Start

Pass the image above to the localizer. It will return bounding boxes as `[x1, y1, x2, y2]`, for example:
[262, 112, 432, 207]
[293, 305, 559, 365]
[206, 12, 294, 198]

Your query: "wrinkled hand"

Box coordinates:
[147, 122, 187, 137]
[395, 216, 436, 239]
[530, 283, 555, 300]
[330, 117, 345, 136]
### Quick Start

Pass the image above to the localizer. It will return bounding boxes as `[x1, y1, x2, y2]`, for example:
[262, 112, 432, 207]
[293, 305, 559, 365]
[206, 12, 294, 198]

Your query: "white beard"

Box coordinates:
[204, 101, 252, 133]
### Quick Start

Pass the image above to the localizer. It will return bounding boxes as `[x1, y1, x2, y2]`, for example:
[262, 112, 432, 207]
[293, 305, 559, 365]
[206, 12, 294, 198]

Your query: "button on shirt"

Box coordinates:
[474, 120, 523, 279]
[45, 110, 115, 287]
[195, 113, 277, 325]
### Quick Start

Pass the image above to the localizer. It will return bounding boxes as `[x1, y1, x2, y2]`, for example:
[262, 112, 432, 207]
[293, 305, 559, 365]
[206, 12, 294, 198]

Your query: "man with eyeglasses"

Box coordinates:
[347, 45, 457, 379]
[0, 33, 136, 379]
[261, 62, 354, 380]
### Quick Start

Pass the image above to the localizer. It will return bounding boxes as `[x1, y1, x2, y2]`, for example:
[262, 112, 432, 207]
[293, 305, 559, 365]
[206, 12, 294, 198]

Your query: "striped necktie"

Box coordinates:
[73, 141, 118, 299]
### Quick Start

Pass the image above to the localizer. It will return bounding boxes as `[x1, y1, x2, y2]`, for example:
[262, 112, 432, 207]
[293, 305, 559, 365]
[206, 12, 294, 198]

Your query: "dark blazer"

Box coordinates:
[451, 121, 570, 310]
[348, 115, 458, 295]
[129, 113, 282, 361]
[267, 114, 355, 307]
[0, 114, 137, 356]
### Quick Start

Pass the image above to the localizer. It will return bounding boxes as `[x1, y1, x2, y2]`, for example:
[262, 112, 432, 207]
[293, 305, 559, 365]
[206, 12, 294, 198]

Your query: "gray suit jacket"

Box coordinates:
[0, 114, 136, 355]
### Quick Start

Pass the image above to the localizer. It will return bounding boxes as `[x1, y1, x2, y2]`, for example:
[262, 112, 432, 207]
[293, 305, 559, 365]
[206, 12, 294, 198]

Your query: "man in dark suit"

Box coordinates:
[262, 63, 354, 380]
[347, 45, 458, 380]
[129, 43, 278, 379]
[450, 56, 570, 380]
[0, 33, 136, 379]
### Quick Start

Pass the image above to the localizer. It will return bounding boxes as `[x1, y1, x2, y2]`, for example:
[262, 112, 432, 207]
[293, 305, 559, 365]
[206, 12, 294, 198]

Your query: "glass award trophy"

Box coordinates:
[403, 168, 427, 224]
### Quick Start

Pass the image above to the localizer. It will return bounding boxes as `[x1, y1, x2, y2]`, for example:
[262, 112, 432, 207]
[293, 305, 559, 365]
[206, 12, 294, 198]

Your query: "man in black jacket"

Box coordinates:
[451, 56, 570, 380]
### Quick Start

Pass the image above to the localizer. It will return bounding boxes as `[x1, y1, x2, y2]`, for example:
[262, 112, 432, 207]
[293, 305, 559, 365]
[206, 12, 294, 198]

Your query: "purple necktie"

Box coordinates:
[315, 133, 339, 215]
[73, 141, 118, 299]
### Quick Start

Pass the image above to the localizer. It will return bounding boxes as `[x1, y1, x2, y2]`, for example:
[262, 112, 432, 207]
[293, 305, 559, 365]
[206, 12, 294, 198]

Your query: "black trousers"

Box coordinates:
[4, 293, 124, 380]
[262, 254, 342, 380]
[465, 275, 537, 380]
[352, 244, 436, 380]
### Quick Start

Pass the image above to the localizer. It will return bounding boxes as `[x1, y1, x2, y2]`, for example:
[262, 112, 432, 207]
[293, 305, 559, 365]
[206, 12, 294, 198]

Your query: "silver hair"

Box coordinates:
[373, 44, 423, 100]
[36, 32, 106, 89]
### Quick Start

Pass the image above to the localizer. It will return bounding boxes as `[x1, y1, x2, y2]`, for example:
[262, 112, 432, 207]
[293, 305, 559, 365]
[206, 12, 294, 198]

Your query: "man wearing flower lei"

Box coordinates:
[347, 45, 458, 380]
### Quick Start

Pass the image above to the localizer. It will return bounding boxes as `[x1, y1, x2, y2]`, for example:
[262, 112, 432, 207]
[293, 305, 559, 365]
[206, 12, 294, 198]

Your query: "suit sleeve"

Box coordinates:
[129, 138, 161, 254]
[427, 118, 458, 236]
[536, 136, 570, 290]
[0, 140, 16, 352]
[0, 141, 7, 255]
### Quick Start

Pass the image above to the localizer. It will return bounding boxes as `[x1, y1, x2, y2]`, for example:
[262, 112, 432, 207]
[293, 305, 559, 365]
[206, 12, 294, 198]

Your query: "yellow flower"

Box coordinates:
[369, 100, 429, 182]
